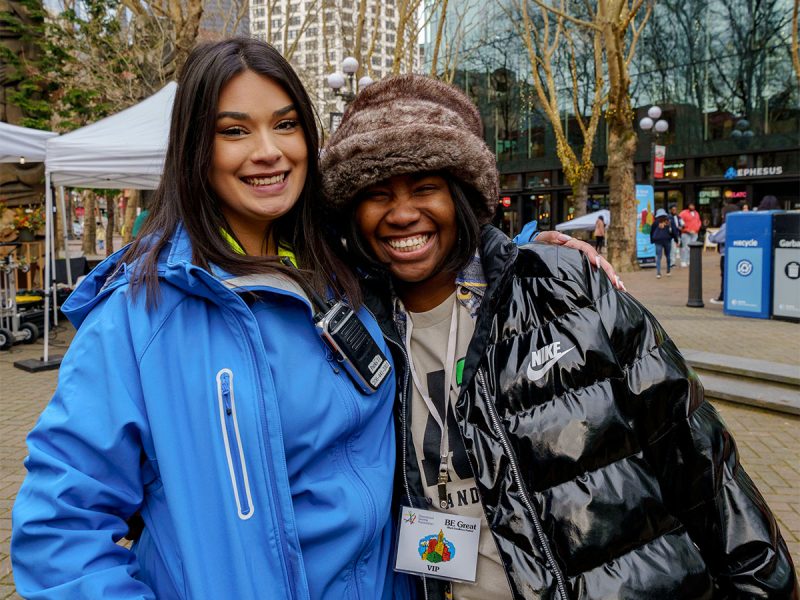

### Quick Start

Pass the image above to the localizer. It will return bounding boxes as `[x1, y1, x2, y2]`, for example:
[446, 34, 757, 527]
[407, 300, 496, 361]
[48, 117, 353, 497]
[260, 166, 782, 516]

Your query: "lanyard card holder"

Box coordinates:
[316, 301, 392, 394]
[394, 505, 481, 584]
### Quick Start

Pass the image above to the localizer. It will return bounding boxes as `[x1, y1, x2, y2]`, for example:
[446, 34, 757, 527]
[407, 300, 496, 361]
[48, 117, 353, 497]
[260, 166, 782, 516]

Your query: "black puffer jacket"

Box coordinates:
[365, 225, 797, 600]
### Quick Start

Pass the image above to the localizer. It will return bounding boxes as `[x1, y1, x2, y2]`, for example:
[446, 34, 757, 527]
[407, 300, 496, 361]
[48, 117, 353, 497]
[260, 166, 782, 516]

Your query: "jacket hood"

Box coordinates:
[62, 225, 237, 328]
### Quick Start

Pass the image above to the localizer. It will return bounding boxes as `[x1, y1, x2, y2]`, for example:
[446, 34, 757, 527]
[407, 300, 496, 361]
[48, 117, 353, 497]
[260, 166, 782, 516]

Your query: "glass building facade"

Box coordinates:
[425, 0, 799, 236]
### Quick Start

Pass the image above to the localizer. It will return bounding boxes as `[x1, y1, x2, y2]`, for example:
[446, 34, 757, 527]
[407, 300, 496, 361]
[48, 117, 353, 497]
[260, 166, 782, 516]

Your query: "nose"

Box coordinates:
[384, 194, 420, 227]
[251, 130, 282, 164]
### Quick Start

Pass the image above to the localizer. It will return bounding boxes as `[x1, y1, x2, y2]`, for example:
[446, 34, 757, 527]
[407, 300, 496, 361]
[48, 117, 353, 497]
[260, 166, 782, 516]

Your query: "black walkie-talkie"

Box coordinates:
[280, 257, 392, 395]
[315, 301, 392, 395]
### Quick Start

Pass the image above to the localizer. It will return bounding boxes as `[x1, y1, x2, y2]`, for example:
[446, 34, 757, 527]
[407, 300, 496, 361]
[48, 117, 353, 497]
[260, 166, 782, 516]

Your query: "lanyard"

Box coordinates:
[406, 300, 459, 509]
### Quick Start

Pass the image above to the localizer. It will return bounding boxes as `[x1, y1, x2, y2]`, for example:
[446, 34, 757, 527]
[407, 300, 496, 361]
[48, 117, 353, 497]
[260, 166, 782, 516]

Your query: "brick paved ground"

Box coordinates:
[0, 251, 798, 596]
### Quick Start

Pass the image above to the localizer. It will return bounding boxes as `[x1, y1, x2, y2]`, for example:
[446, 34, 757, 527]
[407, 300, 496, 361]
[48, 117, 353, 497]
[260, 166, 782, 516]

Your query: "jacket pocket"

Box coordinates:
[216, 368, 255, 520]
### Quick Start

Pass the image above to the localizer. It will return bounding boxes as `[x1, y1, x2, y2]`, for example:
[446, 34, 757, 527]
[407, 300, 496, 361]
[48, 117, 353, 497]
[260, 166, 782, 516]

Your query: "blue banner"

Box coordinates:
[635, 185, 656, 264]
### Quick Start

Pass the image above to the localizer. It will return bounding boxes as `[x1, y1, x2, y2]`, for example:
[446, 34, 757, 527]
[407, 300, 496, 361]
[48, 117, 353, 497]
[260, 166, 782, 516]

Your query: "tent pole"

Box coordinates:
[58, 186, 73, 287]
[43, 174, 52, 361]
[13, 173, 63, 371]
[49, 199, 59, 327]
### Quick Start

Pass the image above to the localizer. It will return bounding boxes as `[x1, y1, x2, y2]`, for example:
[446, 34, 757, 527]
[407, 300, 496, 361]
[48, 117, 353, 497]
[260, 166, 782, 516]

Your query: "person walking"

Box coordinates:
[668, 204, 683, 265]
[708, 206, 738, 304]
[11, 38, 410, 600]
[593, 214, 605, 252]
[650, 208, 679, 278]
[678, 201, 701, 266]
[321, 74, 797, 600]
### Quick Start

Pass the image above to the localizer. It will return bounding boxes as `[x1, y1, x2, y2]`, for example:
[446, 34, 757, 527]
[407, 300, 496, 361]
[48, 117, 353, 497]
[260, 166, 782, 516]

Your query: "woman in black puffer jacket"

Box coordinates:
[321, 74, 797, 600]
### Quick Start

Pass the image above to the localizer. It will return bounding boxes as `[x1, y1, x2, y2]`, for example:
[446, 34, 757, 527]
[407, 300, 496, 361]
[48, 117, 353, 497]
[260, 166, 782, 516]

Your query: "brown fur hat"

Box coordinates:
[320, 74, 498, 222]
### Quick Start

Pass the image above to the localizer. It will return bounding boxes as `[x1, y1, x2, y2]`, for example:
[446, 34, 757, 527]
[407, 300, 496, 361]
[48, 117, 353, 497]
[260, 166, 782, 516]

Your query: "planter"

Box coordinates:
[17, 228, 35, 242]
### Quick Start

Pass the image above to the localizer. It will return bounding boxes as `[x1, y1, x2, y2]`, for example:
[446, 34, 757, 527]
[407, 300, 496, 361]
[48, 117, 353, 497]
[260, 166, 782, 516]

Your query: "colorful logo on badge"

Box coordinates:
[419, 530, 455, 563]
[403, 511, 417, 525]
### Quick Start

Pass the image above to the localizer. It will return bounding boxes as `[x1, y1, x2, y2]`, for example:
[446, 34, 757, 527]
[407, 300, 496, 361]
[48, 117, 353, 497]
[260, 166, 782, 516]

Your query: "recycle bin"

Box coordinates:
[724, 211, 777, 319]
[772, 212, 800, 322]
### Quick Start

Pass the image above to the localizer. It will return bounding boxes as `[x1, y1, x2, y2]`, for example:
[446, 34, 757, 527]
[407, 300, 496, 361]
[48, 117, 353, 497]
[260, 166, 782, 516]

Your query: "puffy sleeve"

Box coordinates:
[11, 289, 155, 599]
[596, 275, 798, 598]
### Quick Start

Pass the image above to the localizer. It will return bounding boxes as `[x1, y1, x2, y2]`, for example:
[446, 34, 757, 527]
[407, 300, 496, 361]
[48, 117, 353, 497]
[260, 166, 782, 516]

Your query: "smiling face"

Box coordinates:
[355, 173, 459, 311]
[209, 70, 308, 255]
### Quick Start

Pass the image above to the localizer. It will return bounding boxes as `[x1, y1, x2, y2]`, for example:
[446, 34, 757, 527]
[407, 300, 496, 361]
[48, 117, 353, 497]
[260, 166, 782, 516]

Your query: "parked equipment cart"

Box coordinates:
[0, 242, 41, 350]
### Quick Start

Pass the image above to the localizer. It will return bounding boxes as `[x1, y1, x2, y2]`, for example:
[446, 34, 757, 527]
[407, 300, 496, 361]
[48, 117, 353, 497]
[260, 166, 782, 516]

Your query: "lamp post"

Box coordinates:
[639, 105, 669, 188]
[326, 57, 374, 133]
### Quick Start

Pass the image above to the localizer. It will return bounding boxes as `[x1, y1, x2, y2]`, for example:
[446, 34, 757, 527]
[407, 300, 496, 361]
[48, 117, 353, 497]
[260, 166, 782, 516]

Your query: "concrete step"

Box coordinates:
[682, 349, 800, 387]
[693, 370, 800, 416]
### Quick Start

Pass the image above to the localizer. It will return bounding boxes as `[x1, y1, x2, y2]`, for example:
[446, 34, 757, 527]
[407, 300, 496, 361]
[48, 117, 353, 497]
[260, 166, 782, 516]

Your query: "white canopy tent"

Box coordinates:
[0, 121, 57, 163]
[45, 81, 176, 189]
[555, 209, 611, 232]
[31, 82, 176, 366]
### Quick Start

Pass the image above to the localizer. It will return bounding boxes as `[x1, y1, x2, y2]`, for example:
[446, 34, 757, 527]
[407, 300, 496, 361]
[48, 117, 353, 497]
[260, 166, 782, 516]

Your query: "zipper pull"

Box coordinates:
[437, 457, 449, 509]
[221, 374, 232, 415]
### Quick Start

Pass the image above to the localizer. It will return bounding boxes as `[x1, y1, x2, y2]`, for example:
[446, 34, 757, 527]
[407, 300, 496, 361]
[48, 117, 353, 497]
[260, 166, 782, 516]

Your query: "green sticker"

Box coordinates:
[456, 358, 465, 386]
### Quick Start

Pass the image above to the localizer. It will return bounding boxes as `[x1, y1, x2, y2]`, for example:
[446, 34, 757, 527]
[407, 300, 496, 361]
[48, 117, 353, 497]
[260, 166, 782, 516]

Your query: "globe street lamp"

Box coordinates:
[639, 105, 670, 187]
[326, 57, 374, 132]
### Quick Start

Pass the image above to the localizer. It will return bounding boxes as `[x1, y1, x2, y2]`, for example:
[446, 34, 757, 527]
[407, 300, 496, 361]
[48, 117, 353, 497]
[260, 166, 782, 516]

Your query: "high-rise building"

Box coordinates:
[199, 0, 251, 41]
[249, 0, 418, 120]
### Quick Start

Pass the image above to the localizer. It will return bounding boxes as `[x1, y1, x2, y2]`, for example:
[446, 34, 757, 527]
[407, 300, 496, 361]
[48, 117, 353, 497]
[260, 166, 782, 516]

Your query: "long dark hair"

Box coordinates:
[122, 37, 359, 305]
[344, 174, 481, 278]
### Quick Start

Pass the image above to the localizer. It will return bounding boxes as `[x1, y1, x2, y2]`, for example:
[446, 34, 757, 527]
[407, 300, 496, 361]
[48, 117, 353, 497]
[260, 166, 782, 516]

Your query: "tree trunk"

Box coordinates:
[106, 198, 115, 257]
[81, 191, 97, 256]
[122, 189, 139, 244]
[570, 180, 589, 218]
[605, 124, 638, 271]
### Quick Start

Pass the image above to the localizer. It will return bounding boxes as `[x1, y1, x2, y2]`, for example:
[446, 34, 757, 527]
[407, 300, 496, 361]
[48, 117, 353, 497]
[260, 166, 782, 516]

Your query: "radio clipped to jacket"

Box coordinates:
[315, 301, 392, 395]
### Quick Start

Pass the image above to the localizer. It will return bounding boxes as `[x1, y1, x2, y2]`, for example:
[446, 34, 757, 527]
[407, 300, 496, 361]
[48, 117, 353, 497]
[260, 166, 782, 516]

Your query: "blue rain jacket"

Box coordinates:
[12, 225, 408, 600]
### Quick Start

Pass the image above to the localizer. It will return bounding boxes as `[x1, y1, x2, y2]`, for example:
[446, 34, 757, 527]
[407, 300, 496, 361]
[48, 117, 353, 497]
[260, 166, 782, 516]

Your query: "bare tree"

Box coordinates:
[530, 0, 651, 269]
[508, 0, 605, 216]
[793, 0, 800, 85]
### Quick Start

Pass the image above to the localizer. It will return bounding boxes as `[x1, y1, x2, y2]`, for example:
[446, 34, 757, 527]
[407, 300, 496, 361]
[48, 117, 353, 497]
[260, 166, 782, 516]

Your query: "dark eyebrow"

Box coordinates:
[274, 104, 296, 117]
[217, 111, 248, 121]
[216, 104, 296, 121]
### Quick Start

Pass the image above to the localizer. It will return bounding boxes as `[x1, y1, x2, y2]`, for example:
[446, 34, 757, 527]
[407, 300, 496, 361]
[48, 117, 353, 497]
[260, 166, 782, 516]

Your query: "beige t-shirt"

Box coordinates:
[407, 292, 513, 600]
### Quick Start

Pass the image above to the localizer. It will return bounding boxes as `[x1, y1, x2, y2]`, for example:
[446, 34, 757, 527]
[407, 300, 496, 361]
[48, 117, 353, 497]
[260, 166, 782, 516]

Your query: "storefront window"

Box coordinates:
[526, 171, 551, 188]
[499, 172, 523, 190]
[699, 155, 742, 177]
[662, 162, 685, 179]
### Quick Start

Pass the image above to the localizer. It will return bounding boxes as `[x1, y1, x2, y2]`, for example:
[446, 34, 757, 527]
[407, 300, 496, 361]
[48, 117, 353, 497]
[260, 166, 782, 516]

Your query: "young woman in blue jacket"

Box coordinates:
[11, 38, 409, 600]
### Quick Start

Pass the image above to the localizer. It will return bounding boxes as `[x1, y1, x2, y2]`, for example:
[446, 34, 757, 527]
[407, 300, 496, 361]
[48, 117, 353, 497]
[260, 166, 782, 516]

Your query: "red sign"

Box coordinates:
[75, 207, 85, 216]
[653, 145, 666, 179]
[500, 196, 512, 208]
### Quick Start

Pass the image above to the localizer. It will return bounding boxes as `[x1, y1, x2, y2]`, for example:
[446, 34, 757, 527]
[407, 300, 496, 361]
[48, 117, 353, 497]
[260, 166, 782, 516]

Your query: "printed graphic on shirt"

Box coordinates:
[421, 368, 473, 488]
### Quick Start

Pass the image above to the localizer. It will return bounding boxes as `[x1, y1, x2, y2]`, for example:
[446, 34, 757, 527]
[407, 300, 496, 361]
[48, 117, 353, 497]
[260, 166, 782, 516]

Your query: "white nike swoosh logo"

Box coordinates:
[526, 346, 576, 382]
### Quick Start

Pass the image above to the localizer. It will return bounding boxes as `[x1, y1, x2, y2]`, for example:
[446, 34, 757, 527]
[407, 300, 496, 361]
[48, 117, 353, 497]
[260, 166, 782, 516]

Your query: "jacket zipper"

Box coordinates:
[476, 368, 569, 600]
[386, 336, 430, 600]
[216, 369, 255, 520]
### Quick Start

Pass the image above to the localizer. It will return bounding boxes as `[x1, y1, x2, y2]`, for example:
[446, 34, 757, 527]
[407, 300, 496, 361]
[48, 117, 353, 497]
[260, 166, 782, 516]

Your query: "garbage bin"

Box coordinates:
[724, 210, 777, 319]
[772, 212, 800, 322]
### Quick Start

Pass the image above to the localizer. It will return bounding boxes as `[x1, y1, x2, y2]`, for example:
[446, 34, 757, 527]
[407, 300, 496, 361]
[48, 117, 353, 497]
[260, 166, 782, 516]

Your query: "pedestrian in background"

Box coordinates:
[758, 194, 780, 211]
[650, 207, 679, 278]
[678, 201, 701, 266]
[321, 73, 797, 600]
[668, 204, 683, 266]
[593, 214, 605, 252]
[708, 206, 737, 304]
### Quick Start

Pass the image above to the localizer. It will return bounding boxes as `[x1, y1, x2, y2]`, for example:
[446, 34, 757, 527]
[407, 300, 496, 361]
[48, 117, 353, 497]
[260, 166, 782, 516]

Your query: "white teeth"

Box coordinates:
[387, 234, 430, 252]
[244, 173, 285, 186]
